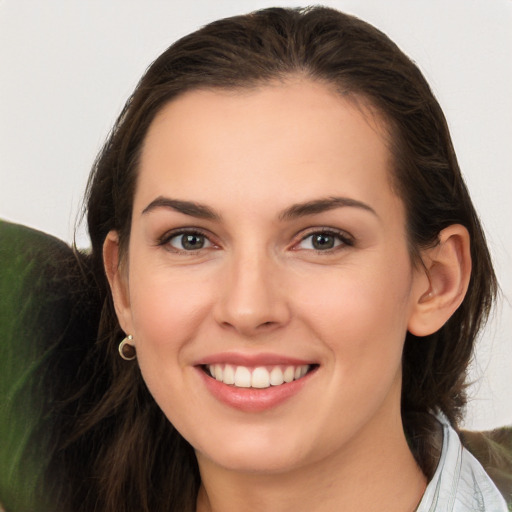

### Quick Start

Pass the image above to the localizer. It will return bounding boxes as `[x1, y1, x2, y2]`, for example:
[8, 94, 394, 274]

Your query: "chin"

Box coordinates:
[199, 447, 308, 475]
[191, 424, 319, 475]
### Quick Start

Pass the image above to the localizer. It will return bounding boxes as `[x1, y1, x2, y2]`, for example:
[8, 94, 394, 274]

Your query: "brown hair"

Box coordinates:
[58, 6, 497, 511]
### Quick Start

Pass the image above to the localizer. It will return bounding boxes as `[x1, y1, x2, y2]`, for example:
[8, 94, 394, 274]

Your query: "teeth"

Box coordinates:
[251, 367, 270, 388]
[214, 364, 223, 381]
[223, 364, 235, 385]
[207, 364, 310, 388]
[269, 366, 284, 386]
[283, 366, 295, 383]
[234, 366, 252, 388]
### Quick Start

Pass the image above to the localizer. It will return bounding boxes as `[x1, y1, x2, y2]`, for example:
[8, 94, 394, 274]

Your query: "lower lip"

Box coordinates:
[196, 367, 316, 412]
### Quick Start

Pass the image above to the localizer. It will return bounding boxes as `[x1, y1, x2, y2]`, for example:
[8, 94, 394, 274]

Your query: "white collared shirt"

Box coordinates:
[417, 415, 508, 511]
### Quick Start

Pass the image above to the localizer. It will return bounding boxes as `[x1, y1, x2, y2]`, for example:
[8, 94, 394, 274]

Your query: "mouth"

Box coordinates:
[201, 363, 318, 389]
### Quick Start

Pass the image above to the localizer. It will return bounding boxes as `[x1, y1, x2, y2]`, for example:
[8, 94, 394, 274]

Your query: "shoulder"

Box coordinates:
[417, 414, 510, 511]
[461, 427, 512, 510]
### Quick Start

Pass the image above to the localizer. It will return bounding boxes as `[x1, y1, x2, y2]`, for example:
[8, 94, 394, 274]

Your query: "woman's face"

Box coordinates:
[113, 80, 428, 474]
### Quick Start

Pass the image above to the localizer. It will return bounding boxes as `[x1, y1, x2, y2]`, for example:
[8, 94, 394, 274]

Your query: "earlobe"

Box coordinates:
[408, 225, 472, 337]
[103, 230, 133, 334]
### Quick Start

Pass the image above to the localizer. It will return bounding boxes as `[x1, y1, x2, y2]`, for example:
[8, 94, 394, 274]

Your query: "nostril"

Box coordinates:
[259, 321, 278, 329]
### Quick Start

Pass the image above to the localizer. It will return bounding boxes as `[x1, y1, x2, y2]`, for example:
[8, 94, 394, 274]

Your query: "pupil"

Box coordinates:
[313, 234, 334, 250]
[182, 234, 204, 250]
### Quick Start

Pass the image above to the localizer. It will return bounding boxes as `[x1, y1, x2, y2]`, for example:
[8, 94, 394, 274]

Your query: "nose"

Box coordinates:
[213, 250, 291, 337]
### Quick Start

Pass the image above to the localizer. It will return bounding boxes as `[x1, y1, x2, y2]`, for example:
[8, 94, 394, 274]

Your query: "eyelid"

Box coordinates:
[157, 227, 219, 251]
[291, 227, 354, 251]
[155, 226, 353, 253]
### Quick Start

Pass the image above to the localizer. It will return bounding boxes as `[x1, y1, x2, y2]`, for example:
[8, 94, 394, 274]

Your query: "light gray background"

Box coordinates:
[1, 0, 510, 430]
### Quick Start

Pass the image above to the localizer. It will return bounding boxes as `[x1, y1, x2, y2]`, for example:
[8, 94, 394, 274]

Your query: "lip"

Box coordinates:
[194, 351, 314, 367]
[194, 355, 318, 412]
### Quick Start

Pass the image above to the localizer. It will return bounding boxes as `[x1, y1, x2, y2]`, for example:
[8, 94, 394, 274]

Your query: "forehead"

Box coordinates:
[136, 79, 399, 218]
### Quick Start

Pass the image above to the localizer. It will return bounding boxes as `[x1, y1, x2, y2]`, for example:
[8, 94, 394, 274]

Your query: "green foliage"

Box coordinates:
[0, 221, 80, 511]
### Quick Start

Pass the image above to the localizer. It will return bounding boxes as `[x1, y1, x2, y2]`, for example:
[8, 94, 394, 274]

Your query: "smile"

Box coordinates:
[205, 364, 311, 388]
[195, 355, 319, 411]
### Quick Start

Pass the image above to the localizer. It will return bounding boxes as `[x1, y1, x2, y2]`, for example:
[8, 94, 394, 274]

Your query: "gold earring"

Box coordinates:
[118, 335, 136, 361]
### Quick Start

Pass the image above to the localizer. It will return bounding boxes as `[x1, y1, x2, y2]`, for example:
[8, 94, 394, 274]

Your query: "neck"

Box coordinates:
[195, 414, 427, 512]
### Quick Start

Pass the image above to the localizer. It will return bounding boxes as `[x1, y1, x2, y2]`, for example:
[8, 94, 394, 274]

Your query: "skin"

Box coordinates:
[105, 79, 471, 511]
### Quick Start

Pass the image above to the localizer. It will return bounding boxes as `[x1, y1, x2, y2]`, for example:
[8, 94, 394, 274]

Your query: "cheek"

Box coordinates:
[125, 260, 216, 423]
[127, 259, 214, 357]
[294, 256, 414, 375]
[298, 260, 413, 332]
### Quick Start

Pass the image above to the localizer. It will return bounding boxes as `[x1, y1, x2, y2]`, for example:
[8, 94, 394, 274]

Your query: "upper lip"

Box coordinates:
[193, 352, 317, 367]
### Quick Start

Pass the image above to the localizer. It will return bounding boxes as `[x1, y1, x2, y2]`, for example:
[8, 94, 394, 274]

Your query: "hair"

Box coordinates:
[56, 6, 497, 511]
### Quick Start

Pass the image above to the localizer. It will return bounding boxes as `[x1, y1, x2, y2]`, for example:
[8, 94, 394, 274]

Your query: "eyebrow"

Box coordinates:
[279, 196, 378, 220]
[142, 195, 377, 221]
[142, 197, 221, 220]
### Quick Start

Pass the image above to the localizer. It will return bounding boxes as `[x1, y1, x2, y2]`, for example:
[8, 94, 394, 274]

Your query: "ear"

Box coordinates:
[103, 230, 134, 335]
[408, 224, 472, 337]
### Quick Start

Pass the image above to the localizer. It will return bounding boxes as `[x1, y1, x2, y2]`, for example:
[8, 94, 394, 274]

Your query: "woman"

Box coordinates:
[53, 6, 506, 511]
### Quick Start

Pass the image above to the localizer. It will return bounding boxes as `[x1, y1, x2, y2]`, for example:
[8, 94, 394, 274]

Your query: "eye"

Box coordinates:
[296, 230, 352, 251]
[166, 231, 213, 251]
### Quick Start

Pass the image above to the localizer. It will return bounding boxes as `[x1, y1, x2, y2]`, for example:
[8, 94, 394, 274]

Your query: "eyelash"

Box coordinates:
[293, 228, 354, 253]
[157, 227, 354, 254]
[157, 228, 216, 253]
